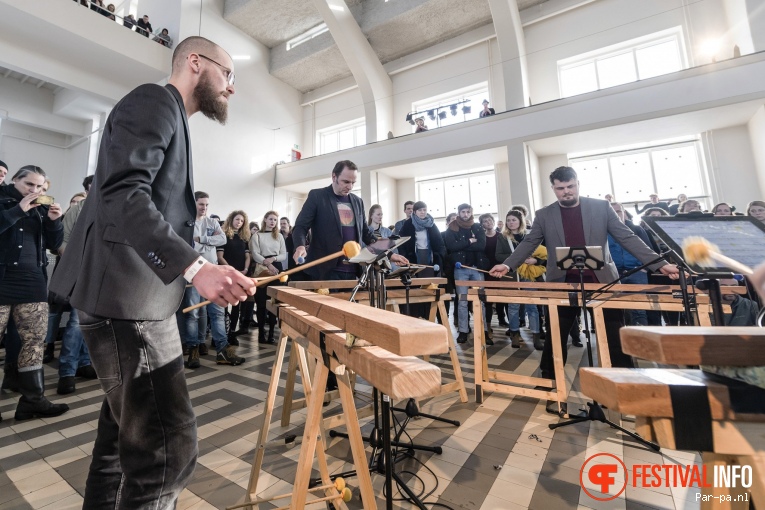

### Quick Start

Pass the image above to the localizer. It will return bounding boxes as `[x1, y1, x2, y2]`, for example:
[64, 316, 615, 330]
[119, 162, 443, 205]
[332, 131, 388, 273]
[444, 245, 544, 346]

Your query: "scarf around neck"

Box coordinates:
[411, 213, 435, 231]
[449, 215, 475, 232]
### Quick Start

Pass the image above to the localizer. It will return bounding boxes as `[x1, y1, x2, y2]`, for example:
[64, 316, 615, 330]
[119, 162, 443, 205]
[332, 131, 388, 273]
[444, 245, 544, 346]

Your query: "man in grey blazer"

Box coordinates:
[490, 167, 679, 411]
[50, 37, 255, 509]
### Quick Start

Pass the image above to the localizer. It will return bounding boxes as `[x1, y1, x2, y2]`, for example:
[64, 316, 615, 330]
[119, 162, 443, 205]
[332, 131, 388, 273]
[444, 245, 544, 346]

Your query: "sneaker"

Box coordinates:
[75, 365, 97, 379]
[217, 345, 245, 365]
[198, 343, 209, 356]
[456, 332, 468, 344]
[57, 376, 76, 395]
[187, 347, 200, 369]
[484, 330, 494, 346]
[533, 333, 544, 351]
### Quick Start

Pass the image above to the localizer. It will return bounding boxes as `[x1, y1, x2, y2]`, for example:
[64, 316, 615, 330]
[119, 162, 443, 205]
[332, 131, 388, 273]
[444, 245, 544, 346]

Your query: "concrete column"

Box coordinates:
[494, 162, 512, 220]
[487, 0, 529, 109]
[506, 140, 533, 210]
[395, 178, 416, 223]
[313, 0, 393, 142]
[361, 168, 377, 212]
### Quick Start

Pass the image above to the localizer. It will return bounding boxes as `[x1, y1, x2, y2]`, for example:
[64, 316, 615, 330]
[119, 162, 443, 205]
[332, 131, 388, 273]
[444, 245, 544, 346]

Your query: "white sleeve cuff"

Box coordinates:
[183, 257, 208, 283]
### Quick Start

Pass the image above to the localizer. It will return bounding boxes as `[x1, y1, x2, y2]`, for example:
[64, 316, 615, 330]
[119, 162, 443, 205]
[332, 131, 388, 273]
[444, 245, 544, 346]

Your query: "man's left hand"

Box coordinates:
[390, 254, 409, 266]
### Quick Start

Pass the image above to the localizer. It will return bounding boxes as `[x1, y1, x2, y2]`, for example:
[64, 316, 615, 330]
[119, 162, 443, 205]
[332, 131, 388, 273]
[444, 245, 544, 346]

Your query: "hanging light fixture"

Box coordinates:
[462, 105, 471, 115]
[427, 109, 435, 121]
[438, 111, 447, 120]
[405, 113, 415, 125]
[450, 104, 458, 116]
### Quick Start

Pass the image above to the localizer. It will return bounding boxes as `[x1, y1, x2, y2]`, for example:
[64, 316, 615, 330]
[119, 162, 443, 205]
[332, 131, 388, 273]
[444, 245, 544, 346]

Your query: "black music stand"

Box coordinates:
[642, 215, 765, 326]
[547, 247, 660, 451]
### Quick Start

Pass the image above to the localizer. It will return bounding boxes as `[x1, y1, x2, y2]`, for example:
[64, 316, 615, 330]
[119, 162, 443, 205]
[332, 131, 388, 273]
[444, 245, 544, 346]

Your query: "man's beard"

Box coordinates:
[193, 71, 228, 125]
[559, 197, 578, 207]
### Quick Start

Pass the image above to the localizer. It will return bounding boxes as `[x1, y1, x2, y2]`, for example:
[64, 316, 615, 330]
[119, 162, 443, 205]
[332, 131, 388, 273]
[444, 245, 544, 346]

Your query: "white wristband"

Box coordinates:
[183, 257, 208, 283]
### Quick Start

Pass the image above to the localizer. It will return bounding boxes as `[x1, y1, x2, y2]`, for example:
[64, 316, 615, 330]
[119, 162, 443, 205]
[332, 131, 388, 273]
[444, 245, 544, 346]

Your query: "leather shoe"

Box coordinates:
[572, 339, 583, 347]
[57, 377, 76, 395]
[198, 343, 209, 356]
[75, 365, 97, 379]
[456, 332, 468, 344]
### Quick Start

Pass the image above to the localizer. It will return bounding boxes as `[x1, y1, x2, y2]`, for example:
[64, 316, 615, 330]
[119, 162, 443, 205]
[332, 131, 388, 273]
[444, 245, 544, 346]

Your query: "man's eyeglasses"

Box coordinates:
[198, 54, 235, 86]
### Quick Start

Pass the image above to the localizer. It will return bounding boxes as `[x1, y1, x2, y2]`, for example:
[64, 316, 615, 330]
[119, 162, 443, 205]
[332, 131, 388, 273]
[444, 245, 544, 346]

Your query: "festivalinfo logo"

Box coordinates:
[580, 453, 752, 503]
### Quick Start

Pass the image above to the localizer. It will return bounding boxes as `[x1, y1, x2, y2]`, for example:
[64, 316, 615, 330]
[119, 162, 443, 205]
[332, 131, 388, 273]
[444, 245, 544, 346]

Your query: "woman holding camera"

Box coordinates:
[0, 165, 69, 421]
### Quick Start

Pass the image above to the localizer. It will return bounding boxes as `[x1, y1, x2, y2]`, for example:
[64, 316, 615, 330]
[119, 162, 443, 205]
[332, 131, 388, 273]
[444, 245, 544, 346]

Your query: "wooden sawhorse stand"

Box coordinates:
[236, 288, 449, 510]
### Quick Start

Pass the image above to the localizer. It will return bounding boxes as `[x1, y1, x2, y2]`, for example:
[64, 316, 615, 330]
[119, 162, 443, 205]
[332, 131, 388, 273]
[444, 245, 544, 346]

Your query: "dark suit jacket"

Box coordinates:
[292, 185, 375, 280]
[503, 197, 666, 282]
[50, 84, 198, 320]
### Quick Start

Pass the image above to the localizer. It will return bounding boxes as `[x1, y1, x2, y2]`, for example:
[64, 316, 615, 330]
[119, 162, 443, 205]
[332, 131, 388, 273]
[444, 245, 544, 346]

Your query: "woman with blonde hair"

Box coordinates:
[496, 209, 546, 350]
[250, 211, 287, 344]
[367, 204, 393, 240]
[217, 210, 251, 344]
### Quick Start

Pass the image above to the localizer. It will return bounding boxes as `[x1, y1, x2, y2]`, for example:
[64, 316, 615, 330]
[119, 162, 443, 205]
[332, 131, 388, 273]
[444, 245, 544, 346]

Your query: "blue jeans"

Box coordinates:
[79, 311, 196, 509]
[621, 270, 648, 326]
[508, 303, 540, 334]
[454, 266, 485, 334]
[58, 310, 91, 377]
[182, 287, 228, 353]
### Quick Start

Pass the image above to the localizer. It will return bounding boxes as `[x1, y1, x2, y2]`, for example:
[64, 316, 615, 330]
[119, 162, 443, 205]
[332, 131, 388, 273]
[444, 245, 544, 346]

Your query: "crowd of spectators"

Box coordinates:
[2, 154, 764, 419]
[72, 0, 173, 48]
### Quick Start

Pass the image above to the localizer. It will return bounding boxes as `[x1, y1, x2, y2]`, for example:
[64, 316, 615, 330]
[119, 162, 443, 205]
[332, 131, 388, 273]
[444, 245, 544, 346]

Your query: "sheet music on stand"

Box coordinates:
[347, 237, 410, 265]
[642, 216, 765, 273]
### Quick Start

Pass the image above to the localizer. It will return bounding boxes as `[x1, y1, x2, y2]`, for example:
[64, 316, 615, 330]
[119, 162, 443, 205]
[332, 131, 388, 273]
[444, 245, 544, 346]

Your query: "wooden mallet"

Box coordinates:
[682, 236, 753, 275]
[454, 261, 513, 279]
[183, 241, 362, 313]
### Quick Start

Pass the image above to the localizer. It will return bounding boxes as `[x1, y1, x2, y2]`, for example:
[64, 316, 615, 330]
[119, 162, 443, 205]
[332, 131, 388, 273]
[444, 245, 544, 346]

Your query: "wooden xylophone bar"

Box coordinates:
[279, 278, 467, 429]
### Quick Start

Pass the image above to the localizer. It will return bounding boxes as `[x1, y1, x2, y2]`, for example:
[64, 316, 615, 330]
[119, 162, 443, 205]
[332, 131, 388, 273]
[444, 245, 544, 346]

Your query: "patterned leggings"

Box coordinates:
[0, 302, 47, 371]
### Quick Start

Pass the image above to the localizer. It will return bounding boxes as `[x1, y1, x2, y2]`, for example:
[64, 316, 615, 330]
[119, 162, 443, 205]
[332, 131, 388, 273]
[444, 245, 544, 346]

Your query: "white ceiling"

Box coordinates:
[0, 64, 60, 92]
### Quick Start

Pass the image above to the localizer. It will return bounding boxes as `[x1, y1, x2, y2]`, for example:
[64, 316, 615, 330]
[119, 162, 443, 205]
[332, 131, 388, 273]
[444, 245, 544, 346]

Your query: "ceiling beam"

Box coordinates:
[3, 68, 12, 78]
[36, 79, 46, 88]
[19, 75, 28, 84]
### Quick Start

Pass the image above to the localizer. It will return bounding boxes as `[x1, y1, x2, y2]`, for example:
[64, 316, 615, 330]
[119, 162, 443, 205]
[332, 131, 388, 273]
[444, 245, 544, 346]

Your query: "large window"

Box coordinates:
[559, 28, 686, 98]
[417, 170, 498, 229]
[411, 83, 489, 131]
[317, 119, 366, 155]
[569, 139, 708, 208]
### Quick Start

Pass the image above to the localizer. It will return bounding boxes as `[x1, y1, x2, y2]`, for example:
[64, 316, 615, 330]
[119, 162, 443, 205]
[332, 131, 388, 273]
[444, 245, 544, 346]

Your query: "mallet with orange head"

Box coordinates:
[682, 236, 753, 276]
[183, 241, 362, 313]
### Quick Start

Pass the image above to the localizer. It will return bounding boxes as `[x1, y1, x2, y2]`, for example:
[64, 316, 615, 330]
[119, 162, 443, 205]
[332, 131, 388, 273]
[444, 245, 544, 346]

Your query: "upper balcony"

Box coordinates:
[0, 0, 170, 103]
[275, 50, 765, 191]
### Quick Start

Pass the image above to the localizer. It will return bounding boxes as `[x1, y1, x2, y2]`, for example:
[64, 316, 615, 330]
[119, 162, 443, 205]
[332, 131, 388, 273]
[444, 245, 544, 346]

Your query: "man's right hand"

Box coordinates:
[192, 263, 255, 307]
[489, 264, 510, 278]
[293, 246, 307, 264]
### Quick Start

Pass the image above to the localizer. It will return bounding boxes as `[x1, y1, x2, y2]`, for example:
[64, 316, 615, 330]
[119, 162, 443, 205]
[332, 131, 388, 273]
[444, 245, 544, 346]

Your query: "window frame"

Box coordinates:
[316, 118, 366, 156]
[557, 27, 688, 98]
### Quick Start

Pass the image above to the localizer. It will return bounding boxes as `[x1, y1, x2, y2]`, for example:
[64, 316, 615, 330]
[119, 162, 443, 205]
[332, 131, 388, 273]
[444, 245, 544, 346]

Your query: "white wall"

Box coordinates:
[523, 0, 733, 105]
[0, 121, 90, 204]
[395, 178, 415, 223]
[747, 105, 765, 201]
[703, 125, 762, 208]
[177, 0, 303, 220]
